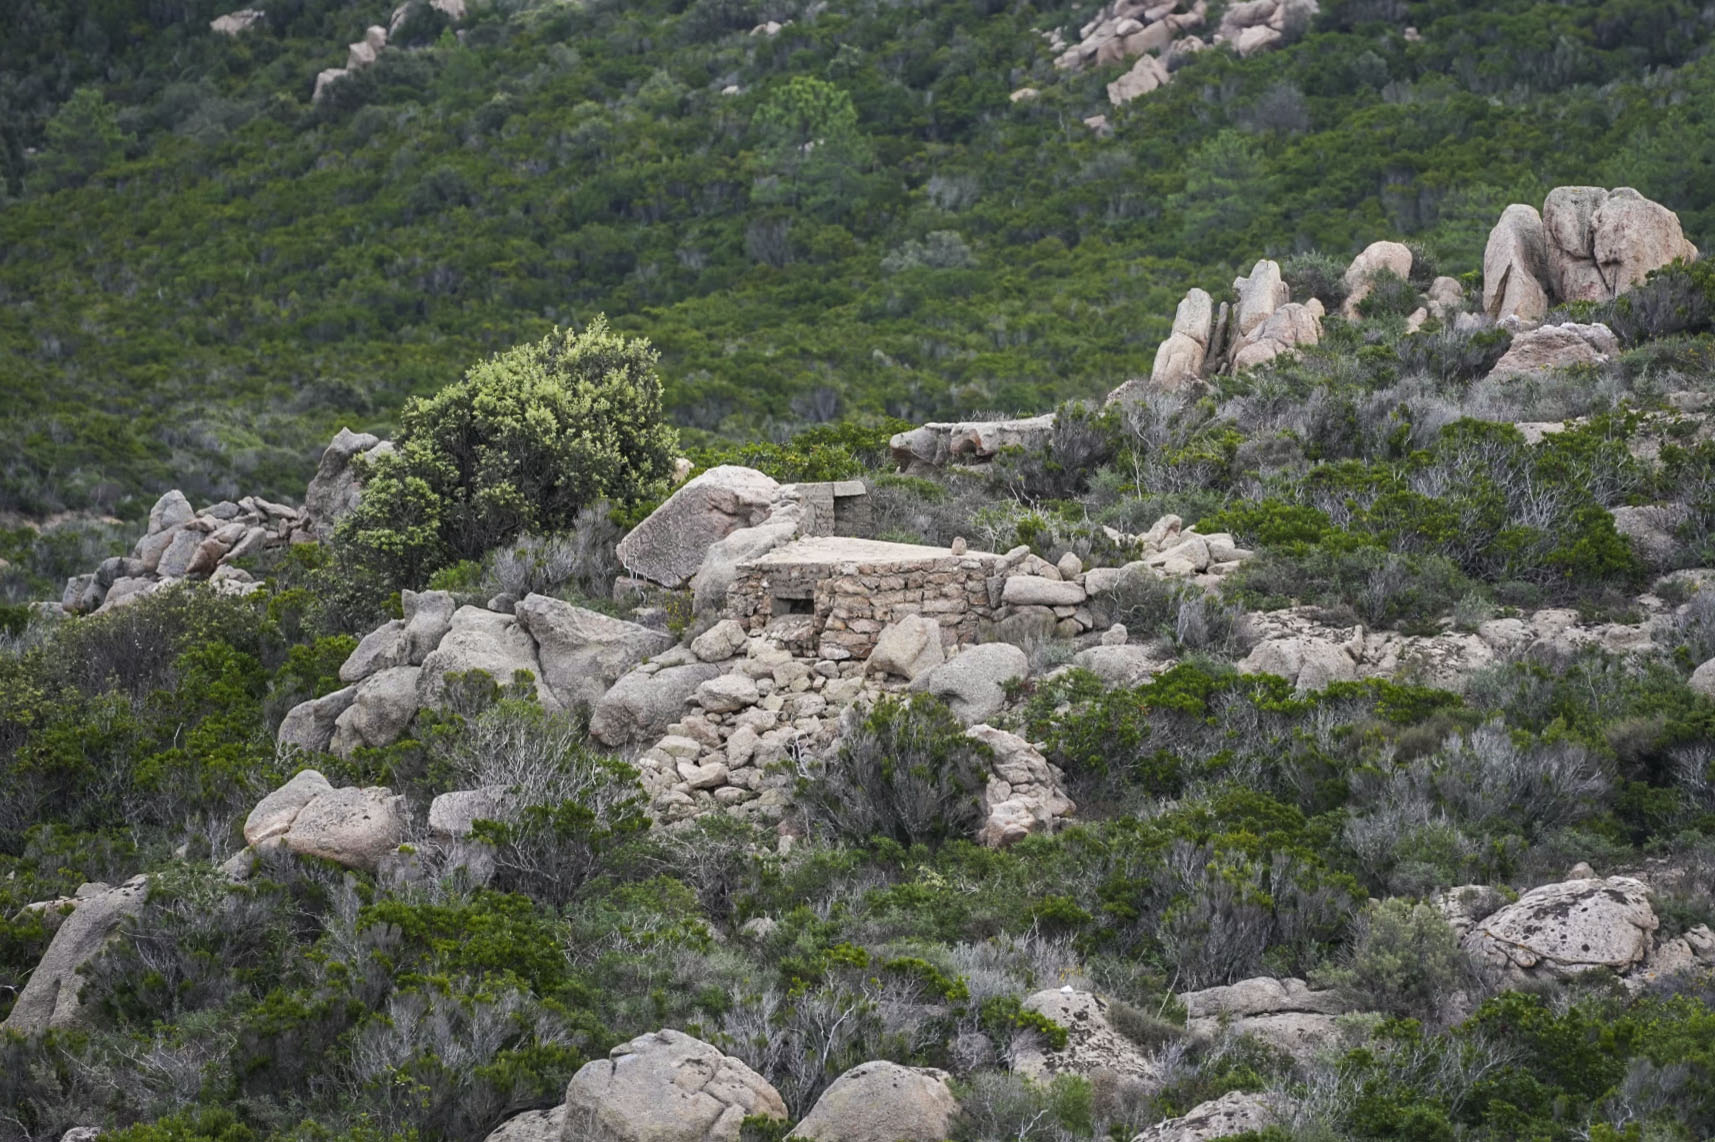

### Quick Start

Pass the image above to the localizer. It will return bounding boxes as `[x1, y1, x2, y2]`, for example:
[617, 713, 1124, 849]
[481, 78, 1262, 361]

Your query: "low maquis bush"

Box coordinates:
[798, 694, 989, 846]
[335, 318, 678, 590]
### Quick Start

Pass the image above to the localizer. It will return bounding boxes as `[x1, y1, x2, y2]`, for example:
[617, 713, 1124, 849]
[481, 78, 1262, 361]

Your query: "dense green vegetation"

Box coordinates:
[7, 1, 1715, 1140]
[4, 0, 1715, 518]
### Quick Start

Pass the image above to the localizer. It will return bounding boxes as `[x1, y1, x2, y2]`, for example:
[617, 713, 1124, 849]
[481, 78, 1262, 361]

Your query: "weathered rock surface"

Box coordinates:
[791, 1060, 958, 1142]
[417, 606, 559, 711]
[515, 593, 676, 710]
[618, 466, 781, 588]
[1014, 989, 1155, 1080]
[401, 589, 457, 664]
[967, 725, 1075, 846]
[277, 685, 358, 754]
[331, 666, 422, 756]
[591, 662, 726, 747]
[305, 427, 389, 538]
[560, 1029, 787, 1142]
[691, 518, 801, 616]
[244, 769, 335, 846]
[1483, 203, 1551, 323]
[279, 785, 406, 872]
[428, 787, 505, 840]
[1, 875, 149, 1035]
[1463, 875, 1658, 980]
[910, 642, 1028, 724]
[1131, 1091, 1288, 1142]
[1488, 322, 1617, 379]
[867, 614, 947, 681]
[1108, 54, 1170, 105]
[340, 620, 407, 684]
[1239, 635, 1358, 690]
[1181, 976, 1352, 1057]
[889, 415, 1057, 473]
[482, 1106, 565, 1142]
[1341, 240, 1413, 319]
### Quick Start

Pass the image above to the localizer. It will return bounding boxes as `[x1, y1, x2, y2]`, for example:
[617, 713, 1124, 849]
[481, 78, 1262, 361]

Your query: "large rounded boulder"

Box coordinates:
[790, 1060, 957, 1142]
[561, 1029, 786, 1142]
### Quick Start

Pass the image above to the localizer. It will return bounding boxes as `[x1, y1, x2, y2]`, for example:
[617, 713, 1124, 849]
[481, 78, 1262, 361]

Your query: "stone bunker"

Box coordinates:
[725, 537, 1008, 661]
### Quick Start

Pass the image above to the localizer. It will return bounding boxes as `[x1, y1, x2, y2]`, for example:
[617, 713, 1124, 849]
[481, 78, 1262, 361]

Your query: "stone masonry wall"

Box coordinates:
[728, 548, 1007, 661]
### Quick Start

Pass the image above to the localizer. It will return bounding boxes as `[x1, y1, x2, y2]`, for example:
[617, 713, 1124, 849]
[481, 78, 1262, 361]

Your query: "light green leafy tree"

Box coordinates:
[336, 317, 678, 589]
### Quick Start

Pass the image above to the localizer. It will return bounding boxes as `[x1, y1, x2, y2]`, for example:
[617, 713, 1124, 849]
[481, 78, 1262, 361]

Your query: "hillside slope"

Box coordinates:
[2, 0, 1714, 519]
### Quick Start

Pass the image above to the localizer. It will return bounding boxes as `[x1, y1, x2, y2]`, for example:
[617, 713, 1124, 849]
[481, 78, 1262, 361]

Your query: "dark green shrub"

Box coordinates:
[1356, 269, 1419, 320]
[1282, 250, 1350, 309]
[335, 319, 678, 590]
[798, 695, 990, 846]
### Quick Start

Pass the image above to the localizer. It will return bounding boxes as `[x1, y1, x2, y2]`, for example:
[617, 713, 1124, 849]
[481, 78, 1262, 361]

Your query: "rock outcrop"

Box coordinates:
[304, 428, 391, 537]
[1014, 989, 1155, 1080]
[1462, 875, 1658, 981]
[61, 487, 305, 615]
[483, 1106, 565, 1142]
[1132, 1091, 1289, 1142]
[560, 1029, 787, 1142]
[617, 466, 781, 588]
[888, 415, 1057, 473]
[790, 1060, 958, 1142]
[244, 772, 405, 872]
[1180, 976, 1353, 1059]
[514, 593, 676, 709]
[1341, 240, 1413, 319]
[1, 875, 149, 1035]
[1483, 203, 1551, 323]
[1487, 322, 1617, 379]
[1149, 288, 1214, 389]
[967, 725, 1075, 846]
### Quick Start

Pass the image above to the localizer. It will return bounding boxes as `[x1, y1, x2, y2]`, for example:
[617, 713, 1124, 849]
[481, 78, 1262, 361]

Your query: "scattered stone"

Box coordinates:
[691, 619, 750, 663]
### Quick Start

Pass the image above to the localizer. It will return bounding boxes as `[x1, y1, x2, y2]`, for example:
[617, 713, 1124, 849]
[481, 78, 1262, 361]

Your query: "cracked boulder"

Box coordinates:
[1462, 875, 1658, 981]
[1014, 989, 1155, 1081]
[791, 1060, 958, 1142]
[561, 1029, 787, 1142]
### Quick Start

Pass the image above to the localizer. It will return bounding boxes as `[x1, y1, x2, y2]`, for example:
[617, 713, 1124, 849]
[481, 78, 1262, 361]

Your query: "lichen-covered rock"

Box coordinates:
[1, 875, 149, 1034]
[515, 593, 676, 710]
[561, 1029, 786, 1142]
[1131, 1090, 1289, 1142]
[791, 1060, 958, 1142]
[617, 466, 781, 588]
[1462, 876, 1658, 980]
[245, 769, 335, 846]
[1180, 976, 1352, 1059]
[909, 642, 1028, 724]
[1238, 636, 1358, 690]
[591, 662, 725, 747]
[1014, 989, 1155, 1080]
